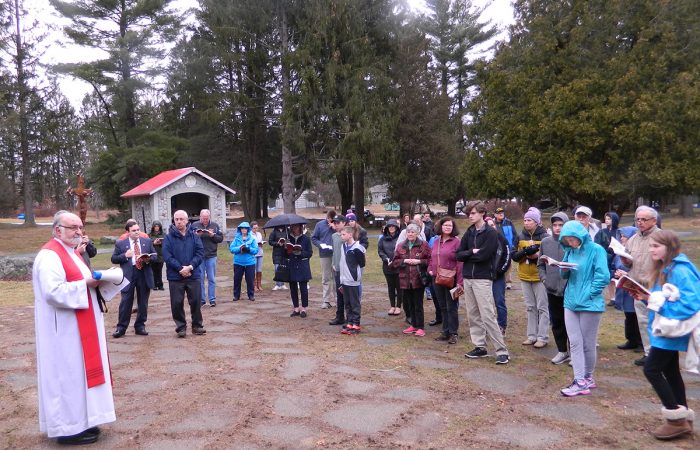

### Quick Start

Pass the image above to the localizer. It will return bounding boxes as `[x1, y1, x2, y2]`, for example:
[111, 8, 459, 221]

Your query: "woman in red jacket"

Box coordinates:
[428, 217, 463, 344]
[391, 223, 431, 337]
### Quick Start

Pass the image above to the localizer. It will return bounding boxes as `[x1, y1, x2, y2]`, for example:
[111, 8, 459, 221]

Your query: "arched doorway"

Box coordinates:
[171, 192, 209, 222]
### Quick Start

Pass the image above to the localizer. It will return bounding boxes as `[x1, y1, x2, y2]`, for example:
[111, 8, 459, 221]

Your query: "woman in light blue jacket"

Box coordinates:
[642, 230, 699, 441]
[558, 221, 609, 397]
[229, 222, 259, 301]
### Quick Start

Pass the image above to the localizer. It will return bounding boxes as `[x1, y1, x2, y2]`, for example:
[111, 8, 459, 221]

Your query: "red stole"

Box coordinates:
[42, 239, 106, 388]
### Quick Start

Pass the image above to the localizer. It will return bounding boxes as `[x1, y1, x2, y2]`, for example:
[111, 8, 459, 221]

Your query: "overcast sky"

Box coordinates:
[33, 0, 514, 109]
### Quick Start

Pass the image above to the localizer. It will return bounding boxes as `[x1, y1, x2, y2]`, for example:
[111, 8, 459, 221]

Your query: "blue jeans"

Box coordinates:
[274, 264, 284, 287]
[492, 276, 507, 329]
[200, 256, 217, 304]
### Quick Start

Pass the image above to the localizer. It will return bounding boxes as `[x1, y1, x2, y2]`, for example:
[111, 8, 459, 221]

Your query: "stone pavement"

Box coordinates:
[1, 279, 698, 449]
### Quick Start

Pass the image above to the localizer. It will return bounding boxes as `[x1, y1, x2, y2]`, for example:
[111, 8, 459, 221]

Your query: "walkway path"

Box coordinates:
[1, 279, 698, 449]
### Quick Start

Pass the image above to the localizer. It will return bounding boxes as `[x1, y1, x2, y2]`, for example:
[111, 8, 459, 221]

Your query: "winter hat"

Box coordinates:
[523, 207, 541, 224]
[345, 213, 357, 222]
[332, 215, 346, 223]
[550, 212, 569, 224]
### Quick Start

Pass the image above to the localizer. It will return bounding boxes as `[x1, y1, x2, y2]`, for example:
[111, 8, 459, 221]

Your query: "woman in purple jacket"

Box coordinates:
[428, 217, 463, 344]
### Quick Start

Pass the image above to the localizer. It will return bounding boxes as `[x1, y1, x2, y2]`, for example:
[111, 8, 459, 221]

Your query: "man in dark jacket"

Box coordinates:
[191, 209, 223, 307]
[456, 201, 510, 364]
[162, 210, 205, 338]
[494, 207, 516, 289]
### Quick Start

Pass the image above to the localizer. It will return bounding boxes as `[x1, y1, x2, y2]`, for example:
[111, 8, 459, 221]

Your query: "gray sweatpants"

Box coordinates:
[522, 280, 550, 342]
[564, 309, 602, 381]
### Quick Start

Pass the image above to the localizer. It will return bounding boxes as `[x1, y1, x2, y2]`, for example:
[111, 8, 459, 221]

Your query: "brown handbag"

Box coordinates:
[434, 240, 456, 288]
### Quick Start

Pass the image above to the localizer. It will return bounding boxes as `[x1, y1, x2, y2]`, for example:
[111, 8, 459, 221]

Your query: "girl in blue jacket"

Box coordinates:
[229, 222, 259, 301]
[558, 221, 609, 397]
[642, 230, 699, 441]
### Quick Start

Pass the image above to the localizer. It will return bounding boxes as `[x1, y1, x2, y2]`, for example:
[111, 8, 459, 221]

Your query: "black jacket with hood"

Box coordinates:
[378, 219, 401, 275]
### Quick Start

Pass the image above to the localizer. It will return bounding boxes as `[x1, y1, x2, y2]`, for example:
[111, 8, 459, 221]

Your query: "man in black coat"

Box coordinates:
[111, 219, 156, 337]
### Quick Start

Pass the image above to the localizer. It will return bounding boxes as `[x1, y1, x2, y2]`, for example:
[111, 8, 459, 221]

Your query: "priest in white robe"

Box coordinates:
[33, 211, 115, 445]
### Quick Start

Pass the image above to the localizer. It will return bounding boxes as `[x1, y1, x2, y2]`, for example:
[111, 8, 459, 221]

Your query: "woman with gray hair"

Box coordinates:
[391, 223, 431, 337]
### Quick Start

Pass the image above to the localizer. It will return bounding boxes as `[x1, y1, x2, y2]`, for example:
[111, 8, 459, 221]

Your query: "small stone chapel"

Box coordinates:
[120, 167, 236, 232]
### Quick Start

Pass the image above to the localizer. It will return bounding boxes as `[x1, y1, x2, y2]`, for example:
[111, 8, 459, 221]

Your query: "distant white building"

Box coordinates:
[369, 184, 389, 204]
[274, 190, 325, 210]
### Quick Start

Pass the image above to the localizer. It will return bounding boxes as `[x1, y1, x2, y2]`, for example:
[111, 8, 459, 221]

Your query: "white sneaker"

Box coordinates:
[551, 352, 570, 365]
[282, 285, 288, 290]
[320, 302, 332, 309]
[272, 285, 280, 291]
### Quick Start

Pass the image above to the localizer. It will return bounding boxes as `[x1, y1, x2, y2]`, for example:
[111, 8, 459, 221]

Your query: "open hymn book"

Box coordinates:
[538, 255, 578, 270]
[614, 275, 651, 297]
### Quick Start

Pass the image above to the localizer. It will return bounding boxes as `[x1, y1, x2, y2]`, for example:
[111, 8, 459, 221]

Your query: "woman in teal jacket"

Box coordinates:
[558, 220, 609, 397]
[642, 230, 699, 441]
[229, 222, 259, 301]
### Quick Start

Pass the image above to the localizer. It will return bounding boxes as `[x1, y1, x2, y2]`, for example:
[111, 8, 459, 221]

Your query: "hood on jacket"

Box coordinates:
[619, 226, 637, 239]
[383, 219, 400, 237]
[605, 212, 620, 230]
[237, 221, 251, 232]
[667, 254, 700, 279]
[559, 221, 591, 248]
[550, 212, 569, 224]
[150, 220, 163, 235]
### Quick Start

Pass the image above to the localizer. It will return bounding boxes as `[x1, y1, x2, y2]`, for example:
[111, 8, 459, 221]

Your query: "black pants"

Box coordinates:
[643, 347, 687, 410]
[289, 281, 309, 308]
[169, 278, 203, 332]
[403, 288, 424, 329]
[117, 268, 150, 332]
[334, 271, 345, 321]
[384, 273, 401, 308]
[430, 283, 441, 322]
[233, 264, 255, 300]
[151, 261, 164, 288]
[624, 311, 643, 346]
[547, 293, 568, 353]
[344, 285, 361, 325]
[434, 284, 459, 336]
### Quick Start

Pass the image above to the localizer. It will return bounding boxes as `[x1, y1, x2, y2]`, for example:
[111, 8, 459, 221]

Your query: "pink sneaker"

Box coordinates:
[414, 329, 426, 337]
[403, 326, 417, 334]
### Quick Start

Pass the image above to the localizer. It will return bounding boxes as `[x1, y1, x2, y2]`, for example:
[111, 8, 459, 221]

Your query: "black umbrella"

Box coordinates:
[263, 213, 309, 229]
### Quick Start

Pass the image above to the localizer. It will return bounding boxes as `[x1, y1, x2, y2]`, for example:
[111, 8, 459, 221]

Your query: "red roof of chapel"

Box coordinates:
[120, 167, 236, 198]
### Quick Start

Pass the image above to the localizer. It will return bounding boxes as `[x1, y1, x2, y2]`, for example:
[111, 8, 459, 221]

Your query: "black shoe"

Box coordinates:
[135, 328, 148, 336]
[84, 427, 100, 436]
[495, 354, 510, 365]
[465, 347, 488, 358]
[329, 318, 346, 325]
[448, 334, 458, 344]
[192, 327, 206, 335]
[112, 329, 125, 338]
[233, 298, 240, 302]
[177, 329, 186, 338]
[300, 310, 307, 318]
[428, 319, 442, 326]
[617, 341, 638, 350]
[249, 297, 255, 302]
[290, 311, 300, 317]
[210, 301, 216, 307]
[634, 355, 648, 366]
[434, 333, 449, 341]
[56, 430, 99, 445]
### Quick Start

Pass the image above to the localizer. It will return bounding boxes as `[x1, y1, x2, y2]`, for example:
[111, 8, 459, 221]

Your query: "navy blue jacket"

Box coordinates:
[286, 234, 313, 282]
[162, 223, 204, 281]
[111, 237, 156, 291]
[311, 219, 335, 258]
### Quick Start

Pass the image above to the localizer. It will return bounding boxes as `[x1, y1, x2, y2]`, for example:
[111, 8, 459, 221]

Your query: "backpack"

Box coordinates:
[492, 232, 512, 278]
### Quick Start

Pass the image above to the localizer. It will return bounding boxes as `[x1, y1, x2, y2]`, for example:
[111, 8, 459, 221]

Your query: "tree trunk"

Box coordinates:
[336, 166, 353, 214]
[278, 1, 296, 214]
[15, 0, 34, 226]
[679, 195, 696, 217]
[353, 165, 365, 225]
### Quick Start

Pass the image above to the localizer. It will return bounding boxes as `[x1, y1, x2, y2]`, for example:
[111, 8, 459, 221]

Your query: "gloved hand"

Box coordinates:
[241, 245, 249, 253]
[524, 244, 540, 255]
[648, 290, 666, 312]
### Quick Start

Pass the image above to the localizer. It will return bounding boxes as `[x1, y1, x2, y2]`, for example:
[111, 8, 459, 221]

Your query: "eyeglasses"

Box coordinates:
[635, 217, 653, 223]
[59, 225, 84, 231]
